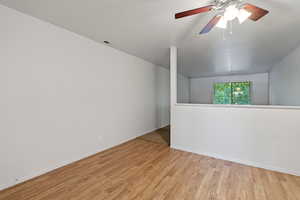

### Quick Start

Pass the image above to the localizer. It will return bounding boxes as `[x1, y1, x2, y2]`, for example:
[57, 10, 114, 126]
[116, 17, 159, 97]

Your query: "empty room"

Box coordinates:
[1, 0, 300, 199]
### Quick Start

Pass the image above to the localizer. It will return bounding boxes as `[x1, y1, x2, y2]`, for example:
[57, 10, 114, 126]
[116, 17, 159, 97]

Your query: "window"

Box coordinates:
[213, 82, 251, 105]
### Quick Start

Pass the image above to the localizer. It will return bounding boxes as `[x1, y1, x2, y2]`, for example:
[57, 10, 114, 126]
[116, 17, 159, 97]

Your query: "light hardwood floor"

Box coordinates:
[138, 126, 170, 145]
[1, 138, 300, 200]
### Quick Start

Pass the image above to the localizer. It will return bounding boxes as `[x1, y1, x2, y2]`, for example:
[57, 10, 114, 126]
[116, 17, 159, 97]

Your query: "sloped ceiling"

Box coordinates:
[1, 0, 300, 77]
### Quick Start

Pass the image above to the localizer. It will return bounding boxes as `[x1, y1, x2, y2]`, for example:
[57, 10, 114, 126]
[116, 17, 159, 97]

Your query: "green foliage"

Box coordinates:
[213, 82, 251, 105]
[213, 83, 232, 104]
[231, 82, 251, 105]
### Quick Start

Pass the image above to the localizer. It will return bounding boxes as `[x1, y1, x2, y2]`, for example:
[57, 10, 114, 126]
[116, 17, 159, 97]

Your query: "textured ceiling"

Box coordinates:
[1, 0, 300, 77]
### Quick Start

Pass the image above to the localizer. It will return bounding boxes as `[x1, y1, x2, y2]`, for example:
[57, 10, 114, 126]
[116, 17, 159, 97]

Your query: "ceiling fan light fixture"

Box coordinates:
[224, 5, 239, 21]
[216, 16, 228, 29]
[175, 1, 269, 35]
[237, 8, 252, 24]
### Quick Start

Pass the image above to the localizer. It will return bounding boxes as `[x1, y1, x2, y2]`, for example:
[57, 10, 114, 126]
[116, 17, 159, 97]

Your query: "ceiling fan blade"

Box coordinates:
[175, 5, 213, 19]
[200, 15, 221, 34]
[243, 3, 269, 21]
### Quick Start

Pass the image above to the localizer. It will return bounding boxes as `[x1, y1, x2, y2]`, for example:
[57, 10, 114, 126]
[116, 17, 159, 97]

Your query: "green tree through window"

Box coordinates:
[213, 82, 232, 104]
[213, 82, 251, 105]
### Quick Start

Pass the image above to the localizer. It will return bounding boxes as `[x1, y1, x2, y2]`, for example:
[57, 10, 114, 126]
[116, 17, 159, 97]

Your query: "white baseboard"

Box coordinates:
[158, 124, 170, 129]
[0, 127, 160, 191]
[171, 144, 300, 177]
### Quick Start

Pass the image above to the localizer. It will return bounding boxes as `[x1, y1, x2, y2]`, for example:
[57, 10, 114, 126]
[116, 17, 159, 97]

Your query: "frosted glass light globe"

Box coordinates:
[238, 9, 252, 24]
[216, 16, 228, 29]
[224, 5, 239, 21]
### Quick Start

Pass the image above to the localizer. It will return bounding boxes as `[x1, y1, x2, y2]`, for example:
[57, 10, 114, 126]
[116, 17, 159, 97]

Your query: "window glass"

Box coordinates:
[213, 82, 232, 104]
[213, 82, 251, 105]
[231, 82, 251, 105]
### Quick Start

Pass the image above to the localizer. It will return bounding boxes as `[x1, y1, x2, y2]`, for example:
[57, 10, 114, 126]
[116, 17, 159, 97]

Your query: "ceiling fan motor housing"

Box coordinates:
[213, 0, 244, 11]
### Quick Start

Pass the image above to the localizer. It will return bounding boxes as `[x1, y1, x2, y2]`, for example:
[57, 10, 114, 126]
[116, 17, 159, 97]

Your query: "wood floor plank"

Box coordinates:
[0, 138, 299, 200]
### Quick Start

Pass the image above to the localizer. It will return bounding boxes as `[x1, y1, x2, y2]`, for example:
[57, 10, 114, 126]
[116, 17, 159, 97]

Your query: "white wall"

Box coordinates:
[177, 74, 190, 104]
[172, 105, 300, 176]
[155, 67, 170, 128]
[0, 5, 169, 190]
[270, 45, 300, 106]
[190, 73, 269, 105]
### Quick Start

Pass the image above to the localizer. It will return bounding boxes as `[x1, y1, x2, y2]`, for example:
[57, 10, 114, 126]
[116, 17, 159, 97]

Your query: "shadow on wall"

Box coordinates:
[155, 66, 170, 129]
[177, 73, 190, 104]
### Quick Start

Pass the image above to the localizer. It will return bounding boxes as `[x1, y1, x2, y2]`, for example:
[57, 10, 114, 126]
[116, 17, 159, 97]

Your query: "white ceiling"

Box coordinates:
[1, 0, 300, 77]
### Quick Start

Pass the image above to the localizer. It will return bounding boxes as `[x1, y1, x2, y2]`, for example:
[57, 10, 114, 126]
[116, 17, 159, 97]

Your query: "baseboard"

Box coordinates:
[171, 144, 300, 177]
[0, 127, 160, 191]
[158, 124, 170, 130]
[159, 124, 170, 129]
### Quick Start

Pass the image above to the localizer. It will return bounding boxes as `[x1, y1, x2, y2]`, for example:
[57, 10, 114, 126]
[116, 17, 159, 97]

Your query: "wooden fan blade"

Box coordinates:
[243, 3, 269, 21]
[200, 15, 221, 34]
[175, 5, 213, 19]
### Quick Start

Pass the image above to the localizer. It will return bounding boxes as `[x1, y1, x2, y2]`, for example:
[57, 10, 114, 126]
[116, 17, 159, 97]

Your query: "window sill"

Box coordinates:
[175, 103, 300, 110]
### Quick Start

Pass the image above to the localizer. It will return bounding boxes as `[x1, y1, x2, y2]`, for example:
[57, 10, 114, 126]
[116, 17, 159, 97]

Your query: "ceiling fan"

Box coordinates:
[175, 0, 269, 34]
